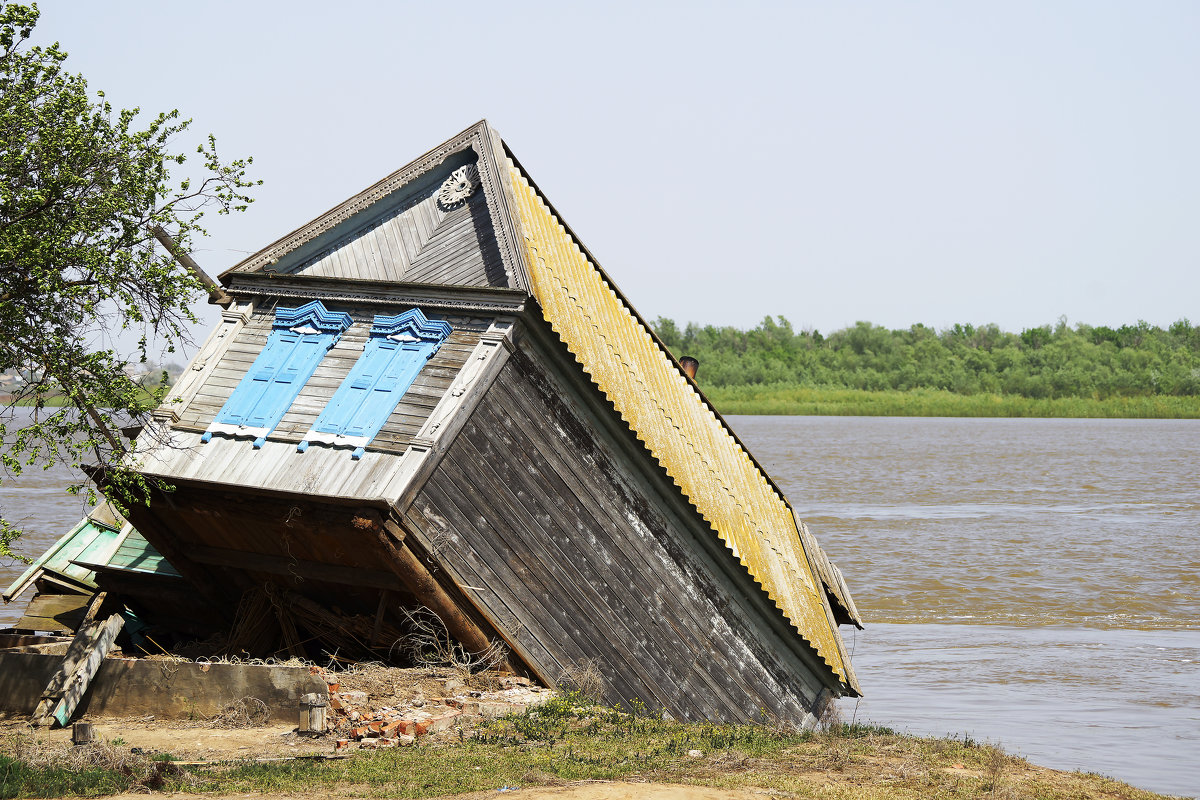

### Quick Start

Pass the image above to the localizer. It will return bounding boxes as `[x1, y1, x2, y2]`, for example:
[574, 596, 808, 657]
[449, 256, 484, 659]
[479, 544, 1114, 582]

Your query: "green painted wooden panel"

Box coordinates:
[107, 532, 181, 577]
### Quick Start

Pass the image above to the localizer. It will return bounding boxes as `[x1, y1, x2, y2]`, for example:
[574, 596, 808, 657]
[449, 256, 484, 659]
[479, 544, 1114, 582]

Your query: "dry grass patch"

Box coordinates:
[0, 698, 1182, 800]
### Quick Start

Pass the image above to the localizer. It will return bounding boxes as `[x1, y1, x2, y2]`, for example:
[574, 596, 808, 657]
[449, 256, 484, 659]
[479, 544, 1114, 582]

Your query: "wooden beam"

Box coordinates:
[187, 545, 406, 592]
[371, 590, 392, 647]
[352, 509, 515, 672]
[150, 225, 233, 307]
[117, 501, 234, 616]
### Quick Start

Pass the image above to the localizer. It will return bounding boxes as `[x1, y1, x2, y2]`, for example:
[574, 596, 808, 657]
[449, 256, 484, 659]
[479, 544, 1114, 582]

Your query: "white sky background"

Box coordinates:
[32, 1, 1200, 358]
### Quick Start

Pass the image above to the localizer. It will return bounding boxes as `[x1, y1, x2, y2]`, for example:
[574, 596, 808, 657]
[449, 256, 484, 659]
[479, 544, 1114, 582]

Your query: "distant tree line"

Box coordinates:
[652, 317, 1200, 398]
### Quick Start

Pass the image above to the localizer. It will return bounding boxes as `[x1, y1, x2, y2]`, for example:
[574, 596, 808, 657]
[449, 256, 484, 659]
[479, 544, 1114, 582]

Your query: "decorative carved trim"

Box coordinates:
[437, 165, 479, 210]
[471, 126, 530, 293]
[272, 300, 354, 334]
[227, 284, 526, 314]
[221, 121, 533, 300]
[369, 308, 454, 341]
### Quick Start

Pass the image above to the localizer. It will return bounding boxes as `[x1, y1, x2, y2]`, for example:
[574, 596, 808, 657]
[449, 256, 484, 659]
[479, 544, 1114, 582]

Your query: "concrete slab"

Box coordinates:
[0, 653, 326, 722]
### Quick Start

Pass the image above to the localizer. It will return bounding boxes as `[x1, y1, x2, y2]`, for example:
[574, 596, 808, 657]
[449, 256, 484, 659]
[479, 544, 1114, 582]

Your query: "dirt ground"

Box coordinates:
[2, 716, 335, 761]
[2, 663, 546, 761]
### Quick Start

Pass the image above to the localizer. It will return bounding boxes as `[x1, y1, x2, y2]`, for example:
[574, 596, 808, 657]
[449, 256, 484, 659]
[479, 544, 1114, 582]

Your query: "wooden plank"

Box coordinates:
[450, 409, 709, 716]
[32, 613, 124, 727]
[16, 593, 91, 635]
[32, 619, 103, 719]
[426, 435, 654, 707]
[376, 214, 406, 281]
[49, 613, 124, 727]
[405, 482, 574, 684]
[401, 499, 560, 681]
[350, 509, 513, 671]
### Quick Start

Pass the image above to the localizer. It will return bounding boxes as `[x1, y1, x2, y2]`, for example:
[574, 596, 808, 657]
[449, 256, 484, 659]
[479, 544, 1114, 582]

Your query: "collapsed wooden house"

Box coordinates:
[111, 121, 862, 723]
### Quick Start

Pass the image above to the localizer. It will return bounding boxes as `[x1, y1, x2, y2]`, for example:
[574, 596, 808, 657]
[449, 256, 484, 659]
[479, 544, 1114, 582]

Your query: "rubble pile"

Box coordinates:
[322, 672, 549, 750]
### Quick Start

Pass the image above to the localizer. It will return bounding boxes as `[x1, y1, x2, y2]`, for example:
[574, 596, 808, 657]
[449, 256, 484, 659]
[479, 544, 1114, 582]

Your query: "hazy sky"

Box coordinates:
[31, 1, 1200, 354]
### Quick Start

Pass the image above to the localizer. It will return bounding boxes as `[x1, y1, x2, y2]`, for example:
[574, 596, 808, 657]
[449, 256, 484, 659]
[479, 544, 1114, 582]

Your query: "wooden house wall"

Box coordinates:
[400, 335, 833, 723]
[173, 302, 493, 455]
[140, 423, 424, 502]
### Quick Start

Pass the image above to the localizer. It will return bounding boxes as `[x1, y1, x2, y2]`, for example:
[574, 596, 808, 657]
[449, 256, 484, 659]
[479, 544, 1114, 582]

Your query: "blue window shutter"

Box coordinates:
[215, 330, 299, 427]
[341, 341, 436, 439]
[243, 332, 330, 429]
[204, 301, 353, 446]
[300, 309, 451, 458]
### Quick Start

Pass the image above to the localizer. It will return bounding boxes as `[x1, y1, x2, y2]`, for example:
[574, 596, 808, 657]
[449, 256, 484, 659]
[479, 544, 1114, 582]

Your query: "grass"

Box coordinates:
[706, 385, 1200, 418]
[0, 695, 1181, 799]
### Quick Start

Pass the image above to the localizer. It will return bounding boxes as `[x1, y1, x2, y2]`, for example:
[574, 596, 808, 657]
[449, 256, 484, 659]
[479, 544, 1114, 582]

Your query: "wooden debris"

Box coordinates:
[71, 722, 96, 745]
[32, 613, 125, 728]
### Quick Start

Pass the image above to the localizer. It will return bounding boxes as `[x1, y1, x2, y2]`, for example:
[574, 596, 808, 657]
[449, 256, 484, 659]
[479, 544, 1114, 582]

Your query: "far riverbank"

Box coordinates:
[706, 385, 1200, 417]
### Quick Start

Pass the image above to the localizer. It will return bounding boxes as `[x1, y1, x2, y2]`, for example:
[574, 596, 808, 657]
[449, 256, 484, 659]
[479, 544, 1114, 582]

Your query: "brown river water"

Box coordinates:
[2, 413, 1197, 797]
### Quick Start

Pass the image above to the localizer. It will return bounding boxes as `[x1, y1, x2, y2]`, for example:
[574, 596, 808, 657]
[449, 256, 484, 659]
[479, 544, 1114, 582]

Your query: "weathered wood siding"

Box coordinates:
[174, 303, 492, 455]
[284, 174, 505, 288]
[404, 192, 507, 287]
[401, 342, 831, 723]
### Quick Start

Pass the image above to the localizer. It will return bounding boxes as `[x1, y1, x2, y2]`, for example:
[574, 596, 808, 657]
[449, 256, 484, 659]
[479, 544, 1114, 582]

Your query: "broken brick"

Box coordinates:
[416, 709, 461, 735]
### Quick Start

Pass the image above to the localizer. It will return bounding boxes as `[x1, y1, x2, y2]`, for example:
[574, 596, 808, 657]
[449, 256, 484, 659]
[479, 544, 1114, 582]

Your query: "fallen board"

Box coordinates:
[32, 613, 124, 727]
[15, 592, 92, 634]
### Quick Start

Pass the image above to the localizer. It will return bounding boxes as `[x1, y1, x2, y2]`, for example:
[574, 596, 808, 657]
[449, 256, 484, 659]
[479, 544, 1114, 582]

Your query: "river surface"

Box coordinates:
[728, 415, 1199, 799]
[2, 414, 1197, 796]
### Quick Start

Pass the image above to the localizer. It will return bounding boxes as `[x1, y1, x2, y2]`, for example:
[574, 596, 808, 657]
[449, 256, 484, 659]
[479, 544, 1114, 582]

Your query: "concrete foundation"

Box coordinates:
[0, 653, 327, 722]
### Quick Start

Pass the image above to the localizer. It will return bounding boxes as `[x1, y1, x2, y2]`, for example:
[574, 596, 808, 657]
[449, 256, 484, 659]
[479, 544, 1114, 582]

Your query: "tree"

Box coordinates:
[0, 2, 258, 559]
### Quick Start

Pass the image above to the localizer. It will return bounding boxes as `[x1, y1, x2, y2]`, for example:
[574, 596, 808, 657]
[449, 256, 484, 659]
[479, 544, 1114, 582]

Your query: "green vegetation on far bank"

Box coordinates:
[707, 385, 1200, 418]
[653, 316, 1200, 417]
[0, 694, 1175, 800]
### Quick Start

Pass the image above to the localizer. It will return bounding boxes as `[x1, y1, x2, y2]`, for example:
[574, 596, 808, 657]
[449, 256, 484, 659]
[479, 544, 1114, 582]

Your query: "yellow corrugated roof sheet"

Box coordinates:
[508, 161, 852, 686]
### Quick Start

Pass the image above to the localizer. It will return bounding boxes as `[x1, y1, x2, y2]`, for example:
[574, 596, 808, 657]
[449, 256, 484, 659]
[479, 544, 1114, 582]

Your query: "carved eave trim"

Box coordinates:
[272, 300, 353, 334]
[221, 120, 532, 294]
[224, 274, 527, 315]
[369, 308, 454, 342]
[475, 123, 531, 293]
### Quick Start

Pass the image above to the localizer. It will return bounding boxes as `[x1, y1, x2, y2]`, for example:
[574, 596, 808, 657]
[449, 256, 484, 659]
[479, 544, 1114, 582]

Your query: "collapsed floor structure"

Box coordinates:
[5, 122, 862, 724]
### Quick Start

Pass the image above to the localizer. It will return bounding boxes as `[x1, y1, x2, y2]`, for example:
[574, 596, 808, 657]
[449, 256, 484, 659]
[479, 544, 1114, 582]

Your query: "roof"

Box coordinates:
[506, 158, 859, 692]
[2, 504, 179, 603]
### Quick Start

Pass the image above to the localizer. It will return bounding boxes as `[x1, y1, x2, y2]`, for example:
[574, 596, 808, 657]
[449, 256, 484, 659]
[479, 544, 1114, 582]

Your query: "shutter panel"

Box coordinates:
[203, 301, 352, 445]
[244, 333, 328, 429]
[341, 342, 435, 439]
[309, 338, 392, 437]
[216, 331, 299, 427]
[299, 309, 450, 457]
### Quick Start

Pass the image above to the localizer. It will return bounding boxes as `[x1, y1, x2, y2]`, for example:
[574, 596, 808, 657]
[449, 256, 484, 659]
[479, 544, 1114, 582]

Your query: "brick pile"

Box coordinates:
[322, 674, 548, 750]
